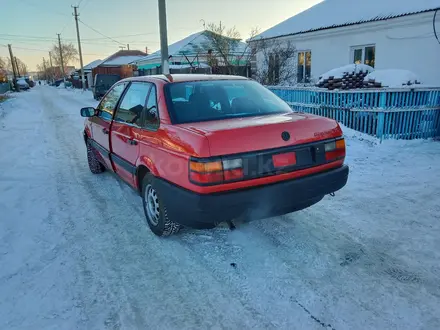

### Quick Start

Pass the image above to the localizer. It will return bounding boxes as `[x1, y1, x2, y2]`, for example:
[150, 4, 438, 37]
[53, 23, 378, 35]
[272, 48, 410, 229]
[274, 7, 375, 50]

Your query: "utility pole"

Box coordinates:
[7, 44, 18, 91]
[127, 44, 130, 50]
[158, 0, 169, 74]
[14, 56, 20, 77]
[49, 51, 54, 82]
[57, 33, 65, 79]
[43, 57, 47, 82]
[73, 6, 86, 90]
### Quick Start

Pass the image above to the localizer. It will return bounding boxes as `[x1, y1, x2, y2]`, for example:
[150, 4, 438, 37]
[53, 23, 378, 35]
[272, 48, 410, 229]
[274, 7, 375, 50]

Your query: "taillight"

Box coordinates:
[325, 138, 346, 162]
[189, 158, 244, 185]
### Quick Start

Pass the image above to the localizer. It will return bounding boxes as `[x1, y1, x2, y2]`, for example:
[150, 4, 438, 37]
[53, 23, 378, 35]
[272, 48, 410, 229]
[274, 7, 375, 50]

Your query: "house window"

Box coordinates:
[268, 53, 280, 85]
[351, 45, 375, 67]
[297, 51, 312, 83]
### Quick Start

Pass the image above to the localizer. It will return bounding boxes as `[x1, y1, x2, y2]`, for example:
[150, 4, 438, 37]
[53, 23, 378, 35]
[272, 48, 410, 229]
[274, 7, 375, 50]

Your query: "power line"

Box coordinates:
[0, 32, 174, 41]
[78, 19, 125, 45]
[11, 45, 107, 56]
[81, 0, 92, 10]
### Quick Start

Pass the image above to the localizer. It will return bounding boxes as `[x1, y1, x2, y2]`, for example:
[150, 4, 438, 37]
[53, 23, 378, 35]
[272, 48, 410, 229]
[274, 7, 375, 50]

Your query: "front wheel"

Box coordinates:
[86, 140, 105, 174]
[142, 174, 180, 236]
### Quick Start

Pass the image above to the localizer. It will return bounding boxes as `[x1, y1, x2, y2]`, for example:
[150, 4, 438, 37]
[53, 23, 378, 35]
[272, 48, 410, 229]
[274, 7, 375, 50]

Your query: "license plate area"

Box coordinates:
[231, 141, 330, 180]
[272, 152, 297, 168]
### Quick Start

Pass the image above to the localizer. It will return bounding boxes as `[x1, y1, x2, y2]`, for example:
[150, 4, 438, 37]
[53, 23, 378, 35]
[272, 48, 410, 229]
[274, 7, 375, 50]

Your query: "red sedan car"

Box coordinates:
[81, 75, 348, 236]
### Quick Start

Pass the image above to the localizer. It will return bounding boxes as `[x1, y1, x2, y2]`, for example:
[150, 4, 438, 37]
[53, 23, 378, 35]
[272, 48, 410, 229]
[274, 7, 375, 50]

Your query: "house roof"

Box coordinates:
[133, 30, 249, 64]
[83, 59, 103, 70]
[99, 50, 146, 67]
[255, 0, 440, 40]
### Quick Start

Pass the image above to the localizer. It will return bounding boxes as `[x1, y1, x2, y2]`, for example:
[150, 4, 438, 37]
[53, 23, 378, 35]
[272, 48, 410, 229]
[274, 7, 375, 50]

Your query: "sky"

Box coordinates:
[0, 0, 321, 71]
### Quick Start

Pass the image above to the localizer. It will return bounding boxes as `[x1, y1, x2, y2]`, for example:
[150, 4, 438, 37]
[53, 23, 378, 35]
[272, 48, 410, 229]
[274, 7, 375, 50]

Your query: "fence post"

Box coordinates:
[377, 91, 387, 142]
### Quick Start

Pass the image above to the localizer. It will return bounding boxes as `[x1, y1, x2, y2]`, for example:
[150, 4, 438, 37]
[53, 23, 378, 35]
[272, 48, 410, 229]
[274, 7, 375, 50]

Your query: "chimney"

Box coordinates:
[145, 47, 149, 55]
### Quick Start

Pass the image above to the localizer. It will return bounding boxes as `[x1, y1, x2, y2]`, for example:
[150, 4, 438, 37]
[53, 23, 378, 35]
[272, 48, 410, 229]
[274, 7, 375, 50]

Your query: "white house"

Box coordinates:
[252, 0, 440, 85]
[132, 30, 249, 75]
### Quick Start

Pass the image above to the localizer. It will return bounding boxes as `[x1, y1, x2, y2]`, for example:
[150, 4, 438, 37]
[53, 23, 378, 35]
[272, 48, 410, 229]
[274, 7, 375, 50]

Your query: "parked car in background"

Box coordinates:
[16, 78, 30, 90]
[92, 74, 120, 100]
[52, 79, 64, 87]
[81, 74, 349, 237]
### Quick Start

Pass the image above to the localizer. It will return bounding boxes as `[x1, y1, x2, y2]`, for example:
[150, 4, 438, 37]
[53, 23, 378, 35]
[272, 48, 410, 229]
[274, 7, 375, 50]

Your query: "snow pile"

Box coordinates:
[318, 64, 374, 83]
[364, 69, 422, 87]
[57, 82, 65, 89]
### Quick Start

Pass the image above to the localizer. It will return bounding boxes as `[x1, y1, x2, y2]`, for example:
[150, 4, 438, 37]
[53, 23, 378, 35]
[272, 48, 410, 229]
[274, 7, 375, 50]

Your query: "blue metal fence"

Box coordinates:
[268, 87, 440, 141]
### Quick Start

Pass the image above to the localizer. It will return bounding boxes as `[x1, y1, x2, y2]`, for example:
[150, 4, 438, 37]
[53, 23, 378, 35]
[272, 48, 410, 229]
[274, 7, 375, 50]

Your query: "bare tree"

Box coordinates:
[3, 57, 28, 76]
[16, 58, 28, 75]
[0, 57, 6, 70]
[36, 60, 50, 80]
[202, 23, 257, 75]
[251, 37, 297, 86]
[51, 42, 78, 68]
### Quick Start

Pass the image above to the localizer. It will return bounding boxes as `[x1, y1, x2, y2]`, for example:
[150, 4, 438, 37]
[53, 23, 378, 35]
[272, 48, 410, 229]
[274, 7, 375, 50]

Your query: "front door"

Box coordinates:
[111, 82, 153, 185]
[90, 82, 128, 169]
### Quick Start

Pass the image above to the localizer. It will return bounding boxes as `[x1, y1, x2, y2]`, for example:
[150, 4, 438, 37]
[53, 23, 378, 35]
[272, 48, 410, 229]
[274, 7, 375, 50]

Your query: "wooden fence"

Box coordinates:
[268, 87, 440, 141]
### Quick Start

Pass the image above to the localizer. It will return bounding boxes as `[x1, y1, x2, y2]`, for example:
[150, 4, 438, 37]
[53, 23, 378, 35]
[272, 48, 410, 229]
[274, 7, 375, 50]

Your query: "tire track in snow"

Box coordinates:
[43, 88, 273, 329]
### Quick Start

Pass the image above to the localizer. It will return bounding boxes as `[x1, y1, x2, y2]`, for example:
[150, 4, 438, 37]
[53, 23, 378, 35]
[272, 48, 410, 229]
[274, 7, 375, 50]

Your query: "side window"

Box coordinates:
[97, 83, 127, 120]
[143, 85, 159, 129]
[115, 82, 151, 126]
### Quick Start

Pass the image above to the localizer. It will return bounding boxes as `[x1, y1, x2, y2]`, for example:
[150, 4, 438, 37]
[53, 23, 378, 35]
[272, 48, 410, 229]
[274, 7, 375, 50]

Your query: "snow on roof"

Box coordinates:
[83, 59, 103, 70]
[99, 50, 146, 67]
[255, 0, 440, 40]
[102, 55, 145, 66]
[133, 30, 249, 63]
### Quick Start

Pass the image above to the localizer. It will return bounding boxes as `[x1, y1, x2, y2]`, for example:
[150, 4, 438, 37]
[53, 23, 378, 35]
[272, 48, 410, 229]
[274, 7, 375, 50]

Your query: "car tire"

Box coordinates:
[86, 140, 105, 174]
[142, 174, 181, 237]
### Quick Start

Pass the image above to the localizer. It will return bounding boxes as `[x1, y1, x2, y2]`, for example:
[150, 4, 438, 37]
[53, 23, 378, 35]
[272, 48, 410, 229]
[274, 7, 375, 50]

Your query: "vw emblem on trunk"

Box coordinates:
[281, 131, 290, 141]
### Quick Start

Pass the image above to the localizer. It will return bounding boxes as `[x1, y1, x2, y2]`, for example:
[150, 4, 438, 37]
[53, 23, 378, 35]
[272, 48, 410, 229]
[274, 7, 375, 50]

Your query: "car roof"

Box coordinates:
[121, 74, 249, 84]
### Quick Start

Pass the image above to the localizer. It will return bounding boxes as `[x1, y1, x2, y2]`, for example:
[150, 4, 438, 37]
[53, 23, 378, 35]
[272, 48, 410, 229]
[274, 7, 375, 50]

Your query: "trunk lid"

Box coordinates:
[177, 113, 342, 156]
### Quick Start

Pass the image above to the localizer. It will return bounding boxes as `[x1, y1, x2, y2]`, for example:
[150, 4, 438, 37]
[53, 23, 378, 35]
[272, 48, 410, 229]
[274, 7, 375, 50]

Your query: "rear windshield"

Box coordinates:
[164, 80, 292, 124]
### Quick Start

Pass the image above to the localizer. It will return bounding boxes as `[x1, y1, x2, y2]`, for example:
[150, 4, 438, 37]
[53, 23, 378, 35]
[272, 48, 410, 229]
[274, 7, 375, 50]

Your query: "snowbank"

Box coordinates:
[318, 64, 374, 83]
[364, 69, 421, 88]
[57, 82, 65, 89]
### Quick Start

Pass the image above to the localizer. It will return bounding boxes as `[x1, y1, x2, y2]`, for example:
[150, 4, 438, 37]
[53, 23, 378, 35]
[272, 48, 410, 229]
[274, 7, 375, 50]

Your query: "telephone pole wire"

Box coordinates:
[7, 44, 18, 91]
[57, 33, 65, 78]
[73, 6, 86, 90]
[158, 0, 170, 74]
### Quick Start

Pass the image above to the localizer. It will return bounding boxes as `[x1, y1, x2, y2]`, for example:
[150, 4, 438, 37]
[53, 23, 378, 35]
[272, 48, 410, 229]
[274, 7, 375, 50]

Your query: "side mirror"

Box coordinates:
[80, 107, 96, 117]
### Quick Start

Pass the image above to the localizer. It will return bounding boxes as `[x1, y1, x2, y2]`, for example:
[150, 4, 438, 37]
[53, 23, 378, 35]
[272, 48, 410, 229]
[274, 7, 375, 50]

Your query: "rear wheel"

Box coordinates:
[86, 140, 105, 174]
[142, 174, 180, 236]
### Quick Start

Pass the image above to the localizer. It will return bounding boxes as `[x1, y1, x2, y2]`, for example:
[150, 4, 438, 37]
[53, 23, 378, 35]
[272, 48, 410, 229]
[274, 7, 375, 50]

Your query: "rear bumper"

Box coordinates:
[155, 165, 349, 228]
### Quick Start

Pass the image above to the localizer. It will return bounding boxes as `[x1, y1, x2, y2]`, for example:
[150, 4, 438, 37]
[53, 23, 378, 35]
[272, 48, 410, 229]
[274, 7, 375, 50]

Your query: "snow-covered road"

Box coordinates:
[1, 86, 440, 330]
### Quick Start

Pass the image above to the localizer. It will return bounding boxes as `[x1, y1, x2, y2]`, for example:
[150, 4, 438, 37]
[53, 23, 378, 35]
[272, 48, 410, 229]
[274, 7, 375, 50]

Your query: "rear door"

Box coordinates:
[111, 82, 153, 185]
[90, 82, 128, 169]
